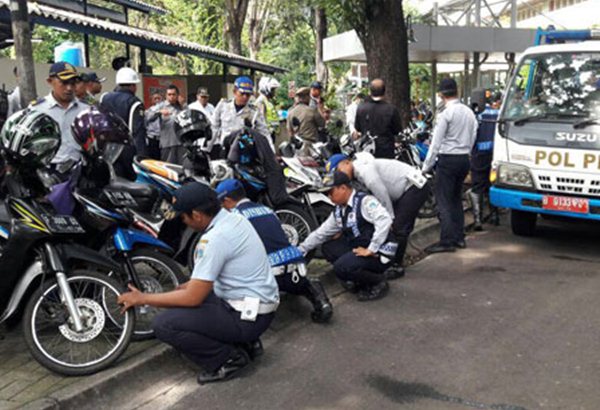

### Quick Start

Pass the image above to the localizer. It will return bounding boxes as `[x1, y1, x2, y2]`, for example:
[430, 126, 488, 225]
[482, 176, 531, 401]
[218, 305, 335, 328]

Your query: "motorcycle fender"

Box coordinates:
[113, 227, 174, 253]
[57, 243, 122, 272]
[0, 261, 43, 322]
[174, 227, 197, 260]
[308, 192, 334, 207]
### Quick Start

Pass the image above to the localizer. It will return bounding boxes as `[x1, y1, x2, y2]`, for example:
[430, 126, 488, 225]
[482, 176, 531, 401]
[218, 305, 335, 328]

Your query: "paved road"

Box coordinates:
[94, 217, 600, 410]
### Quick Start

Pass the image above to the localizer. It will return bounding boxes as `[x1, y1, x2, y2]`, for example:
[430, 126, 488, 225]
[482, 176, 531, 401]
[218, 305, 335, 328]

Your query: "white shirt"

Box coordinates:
[188, 101, 215, 123]
[422, 99, 478, 172]
[345, 101, 359, 134]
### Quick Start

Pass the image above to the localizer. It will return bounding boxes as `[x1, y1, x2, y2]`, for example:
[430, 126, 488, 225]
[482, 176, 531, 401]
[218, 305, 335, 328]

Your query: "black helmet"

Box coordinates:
[175, 108, 212, 144]
[0, 109, 61, 168]
[71, 106, 131, 156]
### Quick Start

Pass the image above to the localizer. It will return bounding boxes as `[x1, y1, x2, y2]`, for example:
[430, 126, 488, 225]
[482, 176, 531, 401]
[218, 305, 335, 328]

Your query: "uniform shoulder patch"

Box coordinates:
[364, 195, 380, 209]
[29, 97, 45, 107]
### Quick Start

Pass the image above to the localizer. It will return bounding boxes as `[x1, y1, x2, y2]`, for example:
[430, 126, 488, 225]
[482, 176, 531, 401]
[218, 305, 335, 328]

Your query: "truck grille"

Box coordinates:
[535, 172, 600, 197]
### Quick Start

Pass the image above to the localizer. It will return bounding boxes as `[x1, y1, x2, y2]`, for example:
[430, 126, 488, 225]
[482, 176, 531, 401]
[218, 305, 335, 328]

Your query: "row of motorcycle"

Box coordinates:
[0, 106, 433, 377]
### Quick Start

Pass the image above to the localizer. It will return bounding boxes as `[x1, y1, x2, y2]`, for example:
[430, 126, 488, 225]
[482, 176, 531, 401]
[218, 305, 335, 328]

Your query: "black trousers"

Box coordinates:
[435, 154, 470, 246]
[152, 292, 275, 373]
[321, 237, 389, 287]
[146, 137, 161, 160]
[276, 273, 310, 296]
[470, 152, 493, 195]
[392, 183, 431, 264]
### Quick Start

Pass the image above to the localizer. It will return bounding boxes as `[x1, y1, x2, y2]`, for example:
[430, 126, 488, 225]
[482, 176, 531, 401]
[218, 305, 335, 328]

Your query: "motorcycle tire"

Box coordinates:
[127, 248, 188, 340]
[275, 203, 317, 247]
[23, 270, 134, 376]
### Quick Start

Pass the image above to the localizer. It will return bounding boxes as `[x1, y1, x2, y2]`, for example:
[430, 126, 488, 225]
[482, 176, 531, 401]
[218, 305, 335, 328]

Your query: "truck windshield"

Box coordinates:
[501, 52, 600, 122]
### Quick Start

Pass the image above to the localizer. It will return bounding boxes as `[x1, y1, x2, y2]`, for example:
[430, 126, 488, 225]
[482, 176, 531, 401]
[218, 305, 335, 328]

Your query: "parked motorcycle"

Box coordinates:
[0, 110, 133, 375]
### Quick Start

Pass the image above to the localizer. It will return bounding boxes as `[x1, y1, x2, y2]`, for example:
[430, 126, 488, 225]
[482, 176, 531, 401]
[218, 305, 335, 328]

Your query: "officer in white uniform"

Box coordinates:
[118, 182, 279, 384]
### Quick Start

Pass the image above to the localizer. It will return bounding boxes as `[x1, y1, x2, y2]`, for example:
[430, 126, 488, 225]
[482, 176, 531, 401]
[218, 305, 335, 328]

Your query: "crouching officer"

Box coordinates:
[216, 178, 333, 323]
[327, 153, 431, 279]
[118, 182, 279, 384]
[299, 172, 397, 301]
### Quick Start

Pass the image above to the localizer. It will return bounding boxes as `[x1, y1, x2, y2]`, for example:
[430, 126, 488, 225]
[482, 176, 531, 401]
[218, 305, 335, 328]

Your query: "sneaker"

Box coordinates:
[197, 348, 250, 385]
[357, 281, 389, 302]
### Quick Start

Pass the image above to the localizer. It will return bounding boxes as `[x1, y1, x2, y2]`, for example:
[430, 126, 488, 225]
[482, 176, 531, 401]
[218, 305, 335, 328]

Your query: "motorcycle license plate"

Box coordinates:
[104, 190, 137, 207]
[542, 195, 589, 214]
[40, 214, 86, 234]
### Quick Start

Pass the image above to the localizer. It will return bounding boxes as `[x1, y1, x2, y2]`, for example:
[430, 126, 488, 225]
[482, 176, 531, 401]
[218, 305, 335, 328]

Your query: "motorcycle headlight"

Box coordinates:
[496, 163, 534, 188]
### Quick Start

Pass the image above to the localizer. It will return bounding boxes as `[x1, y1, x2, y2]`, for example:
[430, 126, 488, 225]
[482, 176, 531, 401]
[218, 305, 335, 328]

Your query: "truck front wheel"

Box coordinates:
[511, 210, 537, 236]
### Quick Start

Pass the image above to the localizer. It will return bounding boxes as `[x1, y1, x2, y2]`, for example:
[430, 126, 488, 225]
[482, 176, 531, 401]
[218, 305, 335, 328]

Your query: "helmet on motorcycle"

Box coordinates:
[71, 106, 131, 156]
[175, 108, 212, 144]
[0, 109, 61, 168]
[258, 77, 280, 98]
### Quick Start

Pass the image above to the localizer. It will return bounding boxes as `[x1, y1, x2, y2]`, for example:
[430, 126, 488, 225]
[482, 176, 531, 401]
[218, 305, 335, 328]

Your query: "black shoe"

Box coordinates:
[241, 339, 263, 361]
[357, 281, 389, 302]
[305, 280, 333, 323]
[454, 240, 466, 249]
[340, 280, 360, 293]
[425, 242, 456, 254]
[197, 348, 250, 385]
[384, 265, 405, 280]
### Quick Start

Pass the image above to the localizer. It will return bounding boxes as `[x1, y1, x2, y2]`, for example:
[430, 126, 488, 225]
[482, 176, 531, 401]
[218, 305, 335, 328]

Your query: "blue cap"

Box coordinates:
[318, 171, 352, 193]
[326, 154, 349, 173]
[49, 61, 78, 80]
[169, 182, 217, 219]
[234, 76, 254, 94]
[311, 81, 323, 90]
[215, 178, 244, 200]
[81, 72, 106, 83]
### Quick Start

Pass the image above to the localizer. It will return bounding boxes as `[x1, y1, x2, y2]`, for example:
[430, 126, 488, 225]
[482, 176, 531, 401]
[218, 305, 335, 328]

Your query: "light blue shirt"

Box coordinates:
[191, 209, 279, 304]
[30, 92, 89, 165]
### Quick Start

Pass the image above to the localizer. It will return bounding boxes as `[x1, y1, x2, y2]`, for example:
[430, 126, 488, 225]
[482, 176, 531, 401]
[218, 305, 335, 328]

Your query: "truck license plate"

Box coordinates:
[542, 195, 589, 214]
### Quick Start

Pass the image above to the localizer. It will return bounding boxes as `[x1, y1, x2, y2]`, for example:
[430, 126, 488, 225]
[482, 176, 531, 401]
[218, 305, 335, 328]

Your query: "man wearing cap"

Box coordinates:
[216, 178, 333, 323]
[81, 72, 105, 104]
[29, 61, 89, 174]
[287, 87, 325, 156]
[188, 87, 215, 123]
[211, 76, 270, 158]
[118, 182, 279, 384]
[355, 78, 402, 159]
[422, 77, 478, 254]
[146, 84, 185, 164]
[326, 152, 431, 279]
[309, 81, 324, 112]
[100, 67, 147, 170]
[299, 171, 397, 301]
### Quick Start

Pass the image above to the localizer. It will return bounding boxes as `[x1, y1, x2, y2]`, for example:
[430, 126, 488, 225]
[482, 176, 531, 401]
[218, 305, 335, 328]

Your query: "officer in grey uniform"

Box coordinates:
[210, 76, 271, 158]
[299, 171, 397, 302]
[29, 62, 89, 175]
[327, 152, 431, 279]
[118, 182, 279, 384]
[422, 78, 478, 254]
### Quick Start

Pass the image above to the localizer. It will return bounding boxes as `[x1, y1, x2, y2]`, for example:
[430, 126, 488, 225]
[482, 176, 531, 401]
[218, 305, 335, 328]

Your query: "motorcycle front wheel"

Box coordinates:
[22, 270, 134, 376]
[275, 203, 317, 247]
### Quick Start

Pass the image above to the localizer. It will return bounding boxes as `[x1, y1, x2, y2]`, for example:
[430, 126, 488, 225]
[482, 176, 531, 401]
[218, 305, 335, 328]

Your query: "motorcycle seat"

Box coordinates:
[107, 178, 159, 199]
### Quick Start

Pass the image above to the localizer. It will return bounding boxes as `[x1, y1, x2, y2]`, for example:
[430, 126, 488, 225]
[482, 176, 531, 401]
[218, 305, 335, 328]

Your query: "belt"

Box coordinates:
[439, 153, 470, 157]
[227, 299, 279, 315]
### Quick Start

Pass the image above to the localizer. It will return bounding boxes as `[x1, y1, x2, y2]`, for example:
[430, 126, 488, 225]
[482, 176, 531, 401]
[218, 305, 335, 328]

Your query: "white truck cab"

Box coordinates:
[491, 30, 600, 235]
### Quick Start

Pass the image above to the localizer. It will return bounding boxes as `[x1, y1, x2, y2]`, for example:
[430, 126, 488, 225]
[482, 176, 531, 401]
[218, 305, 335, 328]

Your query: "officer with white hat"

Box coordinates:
[99, 67, 147, 179]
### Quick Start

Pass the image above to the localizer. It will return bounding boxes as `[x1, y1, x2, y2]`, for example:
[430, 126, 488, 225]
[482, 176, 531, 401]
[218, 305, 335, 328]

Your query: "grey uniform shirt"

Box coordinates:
[299, 190, 393, 255]
[30, 93, 89, 164]
[7, 86, 21, 117]
[353, 152, 415, 215]
[422, 99, 478, 173]
[212, 99, 270, 148]
[149, 101, 183, 149]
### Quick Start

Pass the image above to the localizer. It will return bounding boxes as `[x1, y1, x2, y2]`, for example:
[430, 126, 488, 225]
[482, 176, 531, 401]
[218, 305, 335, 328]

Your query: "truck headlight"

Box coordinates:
[497, 163, 534, 188]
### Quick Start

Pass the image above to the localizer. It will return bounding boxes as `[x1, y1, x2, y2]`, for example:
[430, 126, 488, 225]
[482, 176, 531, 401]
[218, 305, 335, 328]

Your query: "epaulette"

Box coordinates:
[29, 97, 45, 107]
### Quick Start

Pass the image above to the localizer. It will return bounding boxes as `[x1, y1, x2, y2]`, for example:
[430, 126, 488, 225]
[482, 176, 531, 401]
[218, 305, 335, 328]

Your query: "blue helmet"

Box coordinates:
[234, 76, 254, 93]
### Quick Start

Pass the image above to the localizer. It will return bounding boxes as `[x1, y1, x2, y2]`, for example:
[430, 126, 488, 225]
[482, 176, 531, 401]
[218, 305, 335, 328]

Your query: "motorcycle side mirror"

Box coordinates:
[497, 118, 507, 138]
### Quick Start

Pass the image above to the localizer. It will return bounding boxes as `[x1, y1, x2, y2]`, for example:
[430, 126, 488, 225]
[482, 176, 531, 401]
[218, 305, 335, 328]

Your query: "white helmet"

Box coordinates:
[116, 67, 140, 85]
[258, 77, 280, 97]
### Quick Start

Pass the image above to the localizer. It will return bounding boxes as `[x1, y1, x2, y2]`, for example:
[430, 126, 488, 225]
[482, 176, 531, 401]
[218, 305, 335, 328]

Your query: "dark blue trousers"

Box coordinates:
[321, 237, 389, 287]
[152, 292, 274, 372]
[435, 154, 470, 246]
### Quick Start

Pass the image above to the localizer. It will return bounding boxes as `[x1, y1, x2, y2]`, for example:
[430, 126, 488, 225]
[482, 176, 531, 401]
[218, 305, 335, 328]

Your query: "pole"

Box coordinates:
[9, 0, 36, 106]
[431, 59, 437, 110]
[83, 0, 90, 67]
[124, 7, 130, 60]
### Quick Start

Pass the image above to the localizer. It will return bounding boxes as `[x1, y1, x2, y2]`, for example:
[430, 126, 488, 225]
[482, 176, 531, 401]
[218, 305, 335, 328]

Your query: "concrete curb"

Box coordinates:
[21, 212, 478, 409]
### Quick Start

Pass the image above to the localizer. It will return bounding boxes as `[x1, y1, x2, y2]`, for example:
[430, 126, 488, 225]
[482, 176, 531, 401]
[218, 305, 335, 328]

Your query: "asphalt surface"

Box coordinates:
[85, 217, 600, 410]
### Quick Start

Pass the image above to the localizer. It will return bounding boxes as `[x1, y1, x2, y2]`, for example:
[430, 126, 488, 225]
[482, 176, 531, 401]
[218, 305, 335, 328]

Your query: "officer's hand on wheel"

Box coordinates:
[353, 247, 374, 258]
[118, 284, 144, 314]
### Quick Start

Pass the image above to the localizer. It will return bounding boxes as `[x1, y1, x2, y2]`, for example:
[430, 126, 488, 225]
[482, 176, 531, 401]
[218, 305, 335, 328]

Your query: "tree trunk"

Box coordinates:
[10, 0, 36, 107]
[356, 0, 410, 127]
[247, 0, 271, 61]
[314, 7, 328, 87]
